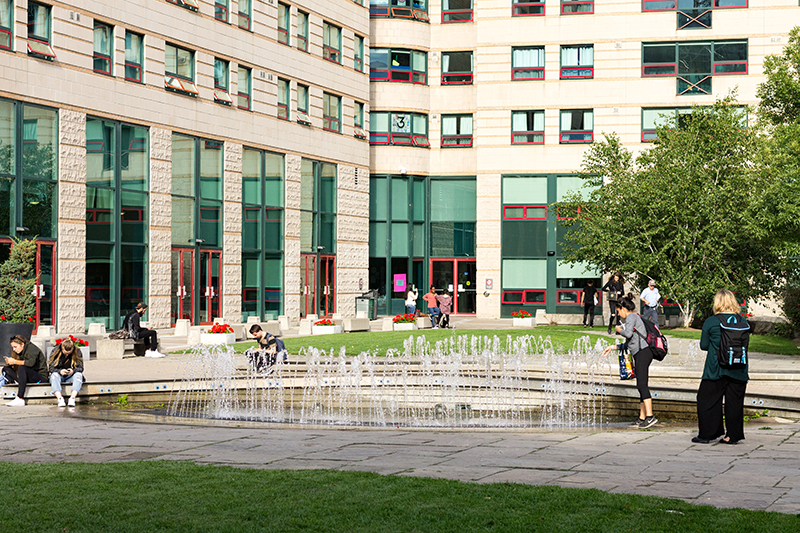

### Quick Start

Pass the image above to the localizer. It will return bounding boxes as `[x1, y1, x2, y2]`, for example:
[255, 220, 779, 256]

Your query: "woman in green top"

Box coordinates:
[3, 334, 47, 407]
[695, 289, 750, 444]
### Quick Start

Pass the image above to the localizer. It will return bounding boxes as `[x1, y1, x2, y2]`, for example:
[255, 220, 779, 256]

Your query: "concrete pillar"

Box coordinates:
[148, 127, 172, 329]
[284, 154, 301, 320]
[335, 164, 369, 318]
[56, 109, 87, 334]
[476, 172, 501, 318]
[222, 142, 242, 324]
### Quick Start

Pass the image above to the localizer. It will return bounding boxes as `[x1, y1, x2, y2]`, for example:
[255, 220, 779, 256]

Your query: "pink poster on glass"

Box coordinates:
[393, 274, 407, 293]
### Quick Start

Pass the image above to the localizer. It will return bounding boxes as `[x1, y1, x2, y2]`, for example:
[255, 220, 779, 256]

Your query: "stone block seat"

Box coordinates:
[343, 318, 370, 332]
[96, 338, 147, 359]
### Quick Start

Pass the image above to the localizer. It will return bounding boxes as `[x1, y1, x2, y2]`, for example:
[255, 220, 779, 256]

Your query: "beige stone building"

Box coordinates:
[368, 0, 799, 320]
[1, 0, 369, 333]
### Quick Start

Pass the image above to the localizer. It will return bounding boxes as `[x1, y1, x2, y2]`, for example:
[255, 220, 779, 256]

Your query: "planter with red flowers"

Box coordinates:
[47, 335, 90, 360]
[511, 310, 535, 328]
[312, 318, 342, 335]
[392, 313, 418, 331]
[200, 323, 237, 345]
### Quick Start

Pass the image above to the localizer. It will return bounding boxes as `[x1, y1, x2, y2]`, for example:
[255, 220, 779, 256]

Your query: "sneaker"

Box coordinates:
[6, 397, 25, 407]
[638, 416, 658, 429]
[147, 350, 166, 359]
[144, 349, 153, 357]
[67, 397, 76, 407]
[57, 397, 66, 407]
[628, 418, 644, 428]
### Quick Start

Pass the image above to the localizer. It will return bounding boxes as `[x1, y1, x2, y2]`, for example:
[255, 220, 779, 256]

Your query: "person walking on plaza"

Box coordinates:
[405, 285, 419, 315]
[580, 280, 598, 328]
[602, 272, 624, 334]
[640, 279, 661, 324]
[3, 335, 47, 407]
[123, 302, 165, 358]
[436, 291, 453, 329]
[48, 338, 84, 407]
[422, 285, 440, 328]
[602, 293, 658, 429]
[694, 289, 750, 444]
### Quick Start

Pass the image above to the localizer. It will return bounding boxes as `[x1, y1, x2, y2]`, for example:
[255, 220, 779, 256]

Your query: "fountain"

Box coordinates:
[168, 333, 634, 428]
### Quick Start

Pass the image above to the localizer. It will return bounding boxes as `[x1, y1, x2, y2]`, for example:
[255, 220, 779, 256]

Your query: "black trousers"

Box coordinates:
[607, 301, 621, 332]
[583, 303, 595, 326]
[633, 348, 654, 401]
[2, 365, 45, 399]
[137, 330, 159, 351]
[696, 376, 747, 442]
[439, 313, 450, 328]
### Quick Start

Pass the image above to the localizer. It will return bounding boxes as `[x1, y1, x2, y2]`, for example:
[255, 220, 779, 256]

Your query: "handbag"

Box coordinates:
[618, 349, 635, 380]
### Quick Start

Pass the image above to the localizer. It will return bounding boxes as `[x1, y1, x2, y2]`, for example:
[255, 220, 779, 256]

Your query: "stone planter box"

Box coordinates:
[200, 332, 236, 345]
[312, 325, 343, 335]
[512, 317, 534, 327]
[46, 345, 91, 360]
[393, 322, 418, 331]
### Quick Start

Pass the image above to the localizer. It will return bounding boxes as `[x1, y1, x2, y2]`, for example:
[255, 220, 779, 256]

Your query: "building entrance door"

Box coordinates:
[171, 248, 194, 325]
[199, 250, 221, 324]
[300, 254, 316, 318]
[430, 259, 477, 315]
[319, 255, 336, 318]
[34, 242, 56, 331]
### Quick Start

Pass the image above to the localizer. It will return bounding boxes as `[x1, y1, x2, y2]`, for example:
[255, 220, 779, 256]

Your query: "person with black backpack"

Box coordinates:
[601, 293, 658, 429]
[694, 289, 750, 444]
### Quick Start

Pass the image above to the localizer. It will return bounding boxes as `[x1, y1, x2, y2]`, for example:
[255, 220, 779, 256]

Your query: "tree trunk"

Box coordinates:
[679, 300, 695, 328]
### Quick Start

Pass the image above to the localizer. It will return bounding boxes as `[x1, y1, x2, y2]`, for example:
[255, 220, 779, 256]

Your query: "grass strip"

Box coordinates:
[1, 461, 795, 533]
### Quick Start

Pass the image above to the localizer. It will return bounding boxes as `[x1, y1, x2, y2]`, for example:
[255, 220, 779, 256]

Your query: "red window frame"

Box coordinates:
[501, 290, 547, 305]
[278, 28, 289, 45]
[324, 116, 341, 133]
[561, 0, 594, 14]
[442, 9, 474, 23]
[238, 92, 250, 110]
[124, 62, 142, 83]
[0, 28, 10, 51]
[392, 7, 414, 18]
[165, 75, 199, 96]
[371, 68, 427, 85]
[641, 0, 675, 11]
[93, 52, 112, 75]
[370, 133, 390, 145]
[355, 57, 363, 72]
[502, 205, 547, 219]
[559, 131, 593, 144]
[370, 7, 390, 17]
[560, 66, 594, 79]
[244, 207, 260, 222]
[556, 290, 581, 305]
[167, 0, 200, 12]
[641, 130, 659, 142]
[390, 133, 414, 145]
[323, 46, 341, 64]
[442, 72, 473, 85]
[200, 206, 221, 221]
[297, 35, 308, 52]
[214, 1, 228, 22]
[525, 290, 546, 304]
[642, 63, 677, 77]
[87, 209, 113, 224]
[513, 1, 545, 16]
[511, 132, 544, 145]
[511, 67, 544, 81]
[412, 135, 430, 147]
[413, 9, 429, 21]
[278, 103, 289, 120]
[441, 135, 473, 148]
[501, 291, 524, 304]
[238, 12, 251, 30]
[27, 38, 56, 59]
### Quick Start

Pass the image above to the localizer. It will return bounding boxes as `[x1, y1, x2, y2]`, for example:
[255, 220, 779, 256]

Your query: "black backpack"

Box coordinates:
[716, 314, 750, 369]
[633, 317, 669, 361]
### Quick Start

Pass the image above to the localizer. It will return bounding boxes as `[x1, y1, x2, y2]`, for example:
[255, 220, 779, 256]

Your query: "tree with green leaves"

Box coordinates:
[555, 95, 800, 326]
[0, 237, 37, 323]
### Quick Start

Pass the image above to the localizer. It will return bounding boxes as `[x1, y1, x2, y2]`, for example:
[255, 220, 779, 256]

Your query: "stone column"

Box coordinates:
[56, 109, 87, 333]
[476, 172, 501, 318]
[222, 142, 242, 324]
[283, 155, 301, 322]
[335, 164, 369, 318]
[148, 128, 172, 329]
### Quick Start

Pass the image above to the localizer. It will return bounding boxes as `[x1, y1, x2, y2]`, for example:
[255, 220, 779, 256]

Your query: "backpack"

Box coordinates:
[715, 314, 750, 369]
[633, 317, 669, 361]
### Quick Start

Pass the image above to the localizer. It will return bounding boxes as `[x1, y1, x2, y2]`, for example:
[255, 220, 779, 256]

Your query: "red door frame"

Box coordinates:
[199, 249, 221, 325]
[34, 241, 57, 332]
[172, 247, 195, 326]
[429, 258, 477, 315]
[319, 255, 336, 318]
[300, 254, 316, 318]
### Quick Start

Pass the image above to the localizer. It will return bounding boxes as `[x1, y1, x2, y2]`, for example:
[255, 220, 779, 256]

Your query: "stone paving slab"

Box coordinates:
[3, 406, 799, 513]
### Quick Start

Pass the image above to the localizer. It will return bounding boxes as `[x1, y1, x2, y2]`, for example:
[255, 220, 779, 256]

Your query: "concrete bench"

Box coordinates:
[416, 316, 433, 329]
[343, 318, 370, 332]
[96, 338, 146, 360]
[1, 382, 74, 401]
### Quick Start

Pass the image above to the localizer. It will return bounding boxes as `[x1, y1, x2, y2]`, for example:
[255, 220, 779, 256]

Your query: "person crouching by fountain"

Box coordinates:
[3, 335, 47, 407]
[437, 291, 452, 329]
[247, 324, 286, 371]
[602, 293, 658, 429]
[48, 339, 84, 407]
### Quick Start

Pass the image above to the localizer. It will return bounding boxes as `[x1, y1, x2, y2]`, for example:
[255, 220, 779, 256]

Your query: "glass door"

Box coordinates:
[199, 250, 221, 324]
[456, 259, 477, 314]
[34, 242, 56, 330]
[300, 254, 316, 318]
[431, 259, 454, 296]
[171, 248, 194, 325]
[319, 255, 335, 317]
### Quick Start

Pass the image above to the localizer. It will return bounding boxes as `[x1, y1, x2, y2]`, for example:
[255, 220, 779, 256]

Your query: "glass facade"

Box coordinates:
[242, 147, 284, 320]
[86, 118, 149, 329]
[500, 174, 599, 316]
[369, 176, 475, 315]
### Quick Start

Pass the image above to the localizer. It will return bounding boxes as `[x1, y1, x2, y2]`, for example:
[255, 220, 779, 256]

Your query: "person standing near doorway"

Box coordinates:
[422, 286, 440, 328]
[405, 285, 419, 316]
[640, 280, 661, 324]
[436, 291, 453, 329]
[602, 272, 624, 334]
[580, 280, 598, 328]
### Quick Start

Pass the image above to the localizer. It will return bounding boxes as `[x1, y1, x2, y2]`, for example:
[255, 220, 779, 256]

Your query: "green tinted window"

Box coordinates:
[502, 176, 547, 204]
[502, 259, 547, 289]
[392, 177, 408, 221]
[431, 222, 474, 256]
[171, 134, 195, 197]
[242, 148, 261, 202]
[370, 177, 387, 220]
[430, 179, 476, 222]
[502, 220, 547, 257]
[265, 152, 284, 207]
[0, 100, 14, 175]
[22, 105, 57, 181]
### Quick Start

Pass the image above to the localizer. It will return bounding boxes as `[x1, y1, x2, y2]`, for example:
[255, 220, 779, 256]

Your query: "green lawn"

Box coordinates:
[232, 326, 610, 356]
[2, 462, 795, 533]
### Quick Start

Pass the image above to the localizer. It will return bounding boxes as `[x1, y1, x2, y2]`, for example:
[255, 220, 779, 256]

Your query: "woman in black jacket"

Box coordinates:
[601, 272, 625, 334]
[3, 335, 47, 406]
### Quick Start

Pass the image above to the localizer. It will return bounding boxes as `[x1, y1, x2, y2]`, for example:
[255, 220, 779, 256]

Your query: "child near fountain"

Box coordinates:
[602, 293, 658, 429]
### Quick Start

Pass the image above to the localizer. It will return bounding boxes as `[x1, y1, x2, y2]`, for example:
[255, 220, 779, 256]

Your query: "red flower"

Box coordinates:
[28, 317, 33, 322]
[0, 315, 5, 321]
